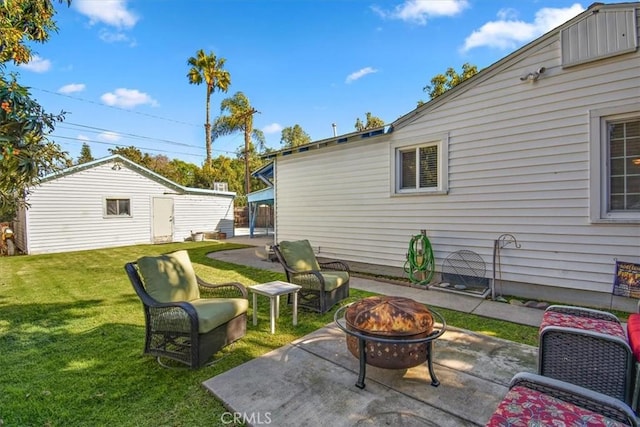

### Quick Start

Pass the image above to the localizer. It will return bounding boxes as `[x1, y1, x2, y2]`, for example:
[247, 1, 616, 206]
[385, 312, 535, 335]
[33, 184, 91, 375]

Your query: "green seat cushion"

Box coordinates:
[279, 240, 321, 272]
[318, 271, 350, 291]
[190, 298, 249, 333]
[137, 250, 200, 303]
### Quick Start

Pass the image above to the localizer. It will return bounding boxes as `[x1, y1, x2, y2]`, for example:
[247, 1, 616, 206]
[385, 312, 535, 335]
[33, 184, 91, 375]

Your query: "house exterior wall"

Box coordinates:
[274, 14, 640, 300]
[17, 161, 234, 254]
[173, 194, 234, 240]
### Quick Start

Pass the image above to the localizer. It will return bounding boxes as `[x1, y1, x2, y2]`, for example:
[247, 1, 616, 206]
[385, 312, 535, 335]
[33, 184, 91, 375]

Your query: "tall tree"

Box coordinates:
[0, 0, 71, 220]
[215, 92, 264, 196]
[108, 146, 148, 166]
[186, 49, 231, 167]
[77, 143, 94, 164]
[422, 62, 478, 102]
[280, 124, 311, 148]
[0, 0, 69, 64]
[354, 112, 385, 132]
[168, 158, 200, 187]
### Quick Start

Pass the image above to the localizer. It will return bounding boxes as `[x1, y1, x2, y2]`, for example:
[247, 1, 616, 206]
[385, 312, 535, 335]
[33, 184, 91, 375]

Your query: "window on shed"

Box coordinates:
[589, 106, 640, 223]
[392, 135, 448, 195]
[105, 198, 131, 216]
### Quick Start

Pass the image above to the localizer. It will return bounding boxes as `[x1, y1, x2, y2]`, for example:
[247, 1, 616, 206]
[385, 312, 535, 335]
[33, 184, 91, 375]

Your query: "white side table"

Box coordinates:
[250, 281, 302, 334]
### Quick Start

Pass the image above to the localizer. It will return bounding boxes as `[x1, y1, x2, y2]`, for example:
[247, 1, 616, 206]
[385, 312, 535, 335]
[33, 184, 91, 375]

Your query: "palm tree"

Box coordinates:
[186, 49, 231, 167]
[214, 92, 264, 196]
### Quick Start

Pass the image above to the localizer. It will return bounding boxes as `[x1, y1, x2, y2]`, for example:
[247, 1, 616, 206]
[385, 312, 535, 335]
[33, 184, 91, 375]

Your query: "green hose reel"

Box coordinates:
[403, 231, 435, 286]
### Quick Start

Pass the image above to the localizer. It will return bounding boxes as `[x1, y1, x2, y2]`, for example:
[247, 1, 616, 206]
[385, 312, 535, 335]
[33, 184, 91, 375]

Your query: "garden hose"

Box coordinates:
[403, 231, 435, 285]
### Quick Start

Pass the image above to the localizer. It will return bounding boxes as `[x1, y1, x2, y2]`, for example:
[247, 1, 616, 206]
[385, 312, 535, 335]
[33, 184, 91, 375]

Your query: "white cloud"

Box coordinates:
[373, 0, 468, 25]
[74, 0, 138, 29]
[18, 55, 51, 73]
[262, 123, 283, 134]
[77, 134, 90, 141]
[58, 83, 86, 94]
[98, 131, 121, 142]
[497, 8, 518, 21]
[101, 88, 158, 109]
[346, 67, 378, 84]
[462, 3, 584, 52]
[99, 29, 136, 46]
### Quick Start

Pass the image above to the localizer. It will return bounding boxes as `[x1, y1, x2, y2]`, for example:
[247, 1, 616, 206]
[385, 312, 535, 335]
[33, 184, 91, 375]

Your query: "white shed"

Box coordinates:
[266, 3, 640, 309]
[13, 155, 235, 254]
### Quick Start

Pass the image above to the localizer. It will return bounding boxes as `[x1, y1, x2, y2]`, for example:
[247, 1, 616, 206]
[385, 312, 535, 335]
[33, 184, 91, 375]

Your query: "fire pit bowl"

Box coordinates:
[335, 296, 446, 389]
[344, 296, 434, 369]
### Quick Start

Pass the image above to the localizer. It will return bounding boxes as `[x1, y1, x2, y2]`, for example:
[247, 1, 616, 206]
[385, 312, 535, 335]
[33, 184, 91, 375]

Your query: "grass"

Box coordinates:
[0, 242, 539, 426]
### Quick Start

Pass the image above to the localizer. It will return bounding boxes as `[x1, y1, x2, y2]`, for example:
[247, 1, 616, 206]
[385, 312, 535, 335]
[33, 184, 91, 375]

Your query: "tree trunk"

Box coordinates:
[244, 123, 251, 196]
[205, 86, 212, 167]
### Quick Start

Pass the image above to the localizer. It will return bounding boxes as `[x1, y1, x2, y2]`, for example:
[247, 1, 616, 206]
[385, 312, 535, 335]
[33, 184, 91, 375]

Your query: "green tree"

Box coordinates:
[421, 62, 478, 103]
[108, 146, 149, 167]
[77, 142, 94, 164]
[280, 124, 311, 148]
[169, 158, 200, 187]
[0, 0, 70, 64]
[214, 92, 265, 196]
[1, 0, 71, 219]
[354, 112, 385, 132]
[187, 49, 231, 168]
[108, 146, 203, 188]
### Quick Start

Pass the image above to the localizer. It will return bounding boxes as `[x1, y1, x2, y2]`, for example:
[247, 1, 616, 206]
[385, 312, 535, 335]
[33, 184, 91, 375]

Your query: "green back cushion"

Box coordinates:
[137, 250, 200, 303]
[279, 240, 321, 272]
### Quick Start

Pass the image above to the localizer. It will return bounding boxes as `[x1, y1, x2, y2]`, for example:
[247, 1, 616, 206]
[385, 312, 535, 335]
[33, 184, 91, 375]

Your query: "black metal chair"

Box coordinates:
[125, 250, 248, 368]
[272, 239, 350, 314]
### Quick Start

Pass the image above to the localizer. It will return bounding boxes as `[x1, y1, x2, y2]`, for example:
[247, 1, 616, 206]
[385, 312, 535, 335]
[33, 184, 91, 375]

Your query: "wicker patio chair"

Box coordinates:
[486, 372, 638, 426]
[125, 250, 248, 368]
[272, 239, 350, 314]
[538, 304, 633, 404]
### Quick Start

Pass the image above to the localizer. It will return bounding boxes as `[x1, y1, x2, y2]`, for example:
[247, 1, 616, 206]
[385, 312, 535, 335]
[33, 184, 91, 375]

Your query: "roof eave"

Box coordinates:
[263, 124, 393, 160]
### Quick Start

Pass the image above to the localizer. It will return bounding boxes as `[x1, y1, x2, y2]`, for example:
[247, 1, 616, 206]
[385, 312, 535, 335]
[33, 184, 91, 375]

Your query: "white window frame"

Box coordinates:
[589, 104, 640, 223]
[390, 133, 449, 196]
[104, 197, 132, 218]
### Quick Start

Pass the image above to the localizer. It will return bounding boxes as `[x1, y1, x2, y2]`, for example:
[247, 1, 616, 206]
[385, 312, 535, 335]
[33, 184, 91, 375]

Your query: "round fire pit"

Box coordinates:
[335, 296, 446, 389]
[345, 296, 434, 369]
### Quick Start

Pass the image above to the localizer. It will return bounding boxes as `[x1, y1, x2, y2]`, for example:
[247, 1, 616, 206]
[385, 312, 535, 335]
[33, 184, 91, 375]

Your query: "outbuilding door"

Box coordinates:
[152, 197, 173, 243]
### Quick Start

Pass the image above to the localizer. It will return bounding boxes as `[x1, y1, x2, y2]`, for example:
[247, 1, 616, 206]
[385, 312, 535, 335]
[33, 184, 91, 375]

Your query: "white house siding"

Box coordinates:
[172, 195, 234, 240]
[274, 18, 640, 299]
[22, 163, 169, 254]
[19, 159, 235, 254]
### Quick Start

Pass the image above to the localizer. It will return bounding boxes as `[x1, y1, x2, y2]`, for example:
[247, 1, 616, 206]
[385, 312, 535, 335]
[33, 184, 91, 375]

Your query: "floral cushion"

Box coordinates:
[540, 311, 626, 340]
[485, 385, 628, 426]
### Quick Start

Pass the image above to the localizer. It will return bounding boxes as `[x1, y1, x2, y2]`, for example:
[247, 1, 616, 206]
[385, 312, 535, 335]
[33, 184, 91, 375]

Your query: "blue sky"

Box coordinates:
[10, 0, 590, 165]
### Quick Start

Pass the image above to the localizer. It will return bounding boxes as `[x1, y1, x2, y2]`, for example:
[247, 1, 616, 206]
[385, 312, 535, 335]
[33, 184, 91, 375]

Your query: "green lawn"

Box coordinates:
[0, 242, 538, 426]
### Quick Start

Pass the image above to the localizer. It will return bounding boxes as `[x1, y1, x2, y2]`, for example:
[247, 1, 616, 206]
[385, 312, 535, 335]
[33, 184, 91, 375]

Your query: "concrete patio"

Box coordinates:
[203, 320, 537, 426]
[203, 235, 543, 426]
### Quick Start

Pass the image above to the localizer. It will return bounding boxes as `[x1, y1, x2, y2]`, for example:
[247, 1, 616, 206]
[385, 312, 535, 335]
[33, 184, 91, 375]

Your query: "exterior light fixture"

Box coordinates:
[520, 67, 546, 82]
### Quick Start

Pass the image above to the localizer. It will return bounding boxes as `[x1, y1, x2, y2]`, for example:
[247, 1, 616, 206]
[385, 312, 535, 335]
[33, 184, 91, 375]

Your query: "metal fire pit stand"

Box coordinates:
[334, 305, 447, 390]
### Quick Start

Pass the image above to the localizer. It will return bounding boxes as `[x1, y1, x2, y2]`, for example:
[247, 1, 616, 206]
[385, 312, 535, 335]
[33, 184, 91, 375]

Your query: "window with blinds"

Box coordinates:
[609, 119, 640, 212]
[399, 144, 438, 190]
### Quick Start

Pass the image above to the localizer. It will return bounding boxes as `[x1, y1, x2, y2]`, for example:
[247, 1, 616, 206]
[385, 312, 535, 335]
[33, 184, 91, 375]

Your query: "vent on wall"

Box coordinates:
[213, 182, 228, 192]
[561, 8, 638, 68]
